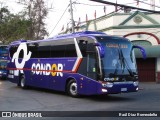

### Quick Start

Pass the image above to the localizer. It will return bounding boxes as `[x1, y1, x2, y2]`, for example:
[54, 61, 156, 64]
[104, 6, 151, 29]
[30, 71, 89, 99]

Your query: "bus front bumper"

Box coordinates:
[98, 81, 139, 94]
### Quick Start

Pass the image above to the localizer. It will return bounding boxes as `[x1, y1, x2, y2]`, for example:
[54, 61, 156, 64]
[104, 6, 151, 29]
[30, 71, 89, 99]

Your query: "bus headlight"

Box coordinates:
[136, 87, 139, 91]
[133, 81, 139, 86]
[102, 89, 108, 92]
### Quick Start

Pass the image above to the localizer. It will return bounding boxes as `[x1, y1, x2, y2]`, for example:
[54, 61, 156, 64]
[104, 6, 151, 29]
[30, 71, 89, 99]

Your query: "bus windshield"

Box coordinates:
[0, 45, 8, 79]
[96, 36, 137, 79]
[0, 60, 7, 70]
[0, 46, 8, 59]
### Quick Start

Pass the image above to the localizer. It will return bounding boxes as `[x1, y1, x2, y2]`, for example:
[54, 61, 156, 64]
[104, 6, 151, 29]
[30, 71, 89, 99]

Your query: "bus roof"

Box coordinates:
[51, 31, 107, 39]
[9, 31, 107, 45]
[9, 31, 129, 46]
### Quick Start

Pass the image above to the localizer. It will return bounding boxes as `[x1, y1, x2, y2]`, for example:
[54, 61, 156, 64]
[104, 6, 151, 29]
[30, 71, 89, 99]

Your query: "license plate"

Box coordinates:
[121, 88, 127, 92]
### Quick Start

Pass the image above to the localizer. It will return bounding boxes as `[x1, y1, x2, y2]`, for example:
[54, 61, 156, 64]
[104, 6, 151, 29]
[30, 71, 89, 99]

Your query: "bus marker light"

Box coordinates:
[133, 81, 139, 86]
[102, 89, 108, 92]
[80, 77, 83, 80]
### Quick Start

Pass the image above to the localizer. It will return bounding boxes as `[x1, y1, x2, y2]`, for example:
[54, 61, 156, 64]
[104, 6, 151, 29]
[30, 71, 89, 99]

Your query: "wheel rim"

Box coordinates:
[70, 82, 77, 96]
[21, 77, 25, 87]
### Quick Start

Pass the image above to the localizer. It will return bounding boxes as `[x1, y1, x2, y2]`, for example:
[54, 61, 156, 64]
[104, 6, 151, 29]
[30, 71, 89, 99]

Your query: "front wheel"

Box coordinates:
[67, 80, 79, 97]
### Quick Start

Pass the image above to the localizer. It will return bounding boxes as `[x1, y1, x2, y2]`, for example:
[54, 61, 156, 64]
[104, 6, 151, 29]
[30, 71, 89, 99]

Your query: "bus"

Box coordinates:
[7, 31, 146, 97]
[0, 45, 8, 79]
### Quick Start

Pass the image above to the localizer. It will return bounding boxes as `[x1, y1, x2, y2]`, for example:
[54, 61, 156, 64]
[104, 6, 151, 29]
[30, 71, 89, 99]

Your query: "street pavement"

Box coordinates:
[0, 80, 160, 120]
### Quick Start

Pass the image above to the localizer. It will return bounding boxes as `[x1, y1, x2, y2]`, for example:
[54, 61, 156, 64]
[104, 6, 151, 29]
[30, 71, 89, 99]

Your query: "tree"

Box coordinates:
[0, 7, 10, 23]
[0, 6, 32, 44]
[18, 0, 48, 40]
[0, 0, 49, 43]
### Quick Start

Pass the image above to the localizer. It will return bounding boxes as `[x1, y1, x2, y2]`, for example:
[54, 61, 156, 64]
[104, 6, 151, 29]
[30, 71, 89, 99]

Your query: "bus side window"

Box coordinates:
[9, 46, 18, 58]
[28, 44, 39, 58]
[65, 40, 77, 57]
[50, 41, 66, 58]
[78, 40, 87, 57]
[38, 46, 51, 58]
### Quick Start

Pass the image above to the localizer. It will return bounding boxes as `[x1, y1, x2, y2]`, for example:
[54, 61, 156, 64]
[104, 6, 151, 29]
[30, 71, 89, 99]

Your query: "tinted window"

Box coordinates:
[11, 39, 78, 59]
[9, 46, 18, 58]
[65, 40, 77, 57]
[0, 46, 8, 59]
[51, 45, 66, 57]
[28, 43, 39, 58]
[78, 40, 87, 57]
[38, 42, 51, 58]
[28, 42, 51, 58]
[50, 39, 77, 58]
[19, 49, 24, 58]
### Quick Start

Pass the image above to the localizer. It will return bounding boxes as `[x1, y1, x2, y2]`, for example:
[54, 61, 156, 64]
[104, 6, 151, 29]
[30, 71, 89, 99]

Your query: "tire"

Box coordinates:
[20, 75, 27, 89]
[67, 79, 79, 97]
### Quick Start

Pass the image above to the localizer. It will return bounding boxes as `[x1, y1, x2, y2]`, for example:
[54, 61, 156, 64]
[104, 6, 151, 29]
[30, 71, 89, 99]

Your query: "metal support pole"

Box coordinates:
[70, 0, 75, 33]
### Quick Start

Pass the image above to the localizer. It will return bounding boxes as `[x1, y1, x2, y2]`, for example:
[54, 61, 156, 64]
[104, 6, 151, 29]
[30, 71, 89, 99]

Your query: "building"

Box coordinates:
[62, 10, 160, 83]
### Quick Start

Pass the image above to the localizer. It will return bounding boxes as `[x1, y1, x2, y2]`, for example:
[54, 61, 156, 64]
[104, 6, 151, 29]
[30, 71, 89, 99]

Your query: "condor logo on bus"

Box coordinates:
[31, 63, 63, 77]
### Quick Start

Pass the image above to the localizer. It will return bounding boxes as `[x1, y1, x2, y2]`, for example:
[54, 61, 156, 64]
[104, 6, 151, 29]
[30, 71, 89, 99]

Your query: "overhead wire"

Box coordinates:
[47, 4, 70, 38]
[75, 2, 137, 7]
[48, 0, 160, 37]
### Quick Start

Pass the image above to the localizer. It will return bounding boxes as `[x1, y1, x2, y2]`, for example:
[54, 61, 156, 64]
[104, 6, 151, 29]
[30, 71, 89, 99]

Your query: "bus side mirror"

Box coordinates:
[133, 45, 146, 59]
[94, 43, 105, 58]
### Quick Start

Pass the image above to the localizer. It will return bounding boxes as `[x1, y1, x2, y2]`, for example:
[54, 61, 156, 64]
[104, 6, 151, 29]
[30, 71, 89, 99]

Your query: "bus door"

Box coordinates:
[86, 43, 97, 80]
[77, 39, 98, 80]
[77, 39, 99, 94]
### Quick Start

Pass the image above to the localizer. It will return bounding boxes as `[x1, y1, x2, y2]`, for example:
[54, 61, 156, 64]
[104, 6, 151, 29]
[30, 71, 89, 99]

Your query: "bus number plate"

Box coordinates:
[121, 88, 127, 92]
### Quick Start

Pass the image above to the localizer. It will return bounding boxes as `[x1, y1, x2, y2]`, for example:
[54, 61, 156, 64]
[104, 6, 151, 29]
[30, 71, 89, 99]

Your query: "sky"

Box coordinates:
[1, 0, 160, 38]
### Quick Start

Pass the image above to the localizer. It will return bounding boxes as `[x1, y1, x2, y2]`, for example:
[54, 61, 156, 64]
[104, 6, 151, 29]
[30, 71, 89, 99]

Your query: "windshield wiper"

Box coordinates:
[118, 45, 134, 77]
[112, 49, 122, 76]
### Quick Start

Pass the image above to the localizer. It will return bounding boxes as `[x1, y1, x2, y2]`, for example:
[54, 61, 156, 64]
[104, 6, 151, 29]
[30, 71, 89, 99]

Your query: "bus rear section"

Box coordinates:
[7, 31, 146, 97]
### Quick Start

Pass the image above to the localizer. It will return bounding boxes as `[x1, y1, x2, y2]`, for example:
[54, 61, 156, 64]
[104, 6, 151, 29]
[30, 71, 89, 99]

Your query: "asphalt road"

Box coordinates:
[0, 80, 160, 120]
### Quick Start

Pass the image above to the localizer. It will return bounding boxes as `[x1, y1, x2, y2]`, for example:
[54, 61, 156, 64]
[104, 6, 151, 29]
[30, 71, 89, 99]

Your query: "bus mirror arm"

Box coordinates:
[94, 43, 100, 46]
[133, 45, 146, 59]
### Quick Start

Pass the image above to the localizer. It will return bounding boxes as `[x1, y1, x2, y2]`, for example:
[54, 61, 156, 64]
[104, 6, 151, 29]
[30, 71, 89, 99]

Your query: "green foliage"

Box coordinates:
[0, 7, 32, 44]
[0, 0, 49, 44]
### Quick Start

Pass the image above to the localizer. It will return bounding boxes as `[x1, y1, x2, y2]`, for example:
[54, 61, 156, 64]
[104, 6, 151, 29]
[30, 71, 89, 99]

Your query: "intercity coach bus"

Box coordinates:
[7, 31, 146, 97]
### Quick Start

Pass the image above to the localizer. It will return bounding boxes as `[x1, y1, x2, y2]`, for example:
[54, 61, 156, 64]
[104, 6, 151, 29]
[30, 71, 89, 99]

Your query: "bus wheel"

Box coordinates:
[67, 79, 78, 97]
[20, 75, 27, 89]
